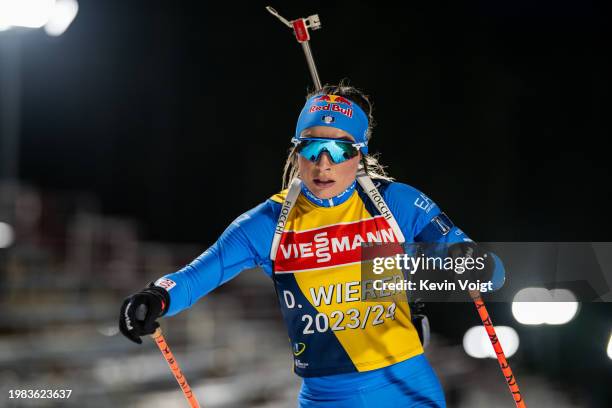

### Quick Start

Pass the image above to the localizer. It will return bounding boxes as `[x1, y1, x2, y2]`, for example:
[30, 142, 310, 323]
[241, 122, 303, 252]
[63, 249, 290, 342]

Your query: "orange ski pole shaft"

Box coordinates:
[150, 327, 201, 408]
[469, 290, 526, 407]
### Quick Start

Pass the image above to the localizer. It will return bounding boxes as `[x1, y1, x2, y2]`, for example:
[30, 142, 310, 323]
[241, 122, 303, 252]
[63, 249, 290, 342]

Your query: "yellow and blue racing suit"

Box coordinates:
[157, 179, 502, 407]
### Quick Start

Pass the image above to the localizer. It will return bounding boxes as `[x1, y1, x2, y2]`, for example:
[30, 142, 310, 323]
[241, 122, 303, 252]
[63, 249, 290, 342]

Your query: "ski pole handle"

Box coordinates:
[469, 290, 526, 408]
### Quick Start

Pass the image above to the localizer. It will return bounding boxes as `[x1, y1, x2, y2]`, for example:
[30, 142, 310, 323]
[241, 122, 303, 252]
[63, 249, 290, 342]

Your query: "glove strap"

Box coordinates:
[145, 283, 171, 316]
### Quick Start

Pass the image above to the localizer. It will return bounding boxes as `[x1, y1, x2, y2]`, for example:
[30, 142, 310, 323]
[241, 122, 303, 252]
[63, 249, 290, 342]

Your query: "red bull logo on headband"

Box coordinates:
[311, 94, 354, 118]
[313, 94, 353, 106]
[309, 103, 353, 118]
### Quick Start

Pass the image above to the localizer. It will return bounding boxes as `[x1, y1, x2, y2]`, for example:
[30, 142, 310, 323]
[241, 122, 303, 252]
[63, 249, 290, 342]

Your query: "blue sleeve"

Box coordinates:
[382, 182, 469, 244]
[383, 182, 505, 290]
[157, 200, 280, 316]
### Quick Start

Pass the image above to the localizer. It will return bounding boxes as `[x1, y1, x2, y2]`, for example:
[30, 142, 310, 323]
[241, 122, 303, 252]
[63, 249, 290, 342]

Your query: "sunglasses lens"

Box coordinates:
[297, 139, 359, 164]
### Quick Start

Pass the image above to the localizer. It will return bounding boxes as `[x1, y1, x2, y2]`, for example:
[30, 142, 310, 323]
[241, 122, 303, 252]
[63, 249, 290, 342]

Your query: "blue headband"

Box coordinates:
[294, 94, 369, 154]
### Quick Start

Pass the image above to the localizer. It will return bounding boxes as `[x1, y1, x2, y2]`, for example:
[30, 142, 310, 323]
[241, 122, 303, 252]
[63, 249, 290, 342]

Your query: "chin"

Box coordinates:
[313, 190, 336, 199]
[309, 185, 343, 199]
[304, 178, 349, 200]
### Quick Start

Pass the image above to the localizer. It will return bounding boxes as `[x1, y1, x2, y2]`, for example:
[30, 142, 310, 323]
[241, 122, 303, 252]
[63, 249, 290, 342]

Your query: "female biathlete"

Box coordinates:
[119, 83, 504, 407]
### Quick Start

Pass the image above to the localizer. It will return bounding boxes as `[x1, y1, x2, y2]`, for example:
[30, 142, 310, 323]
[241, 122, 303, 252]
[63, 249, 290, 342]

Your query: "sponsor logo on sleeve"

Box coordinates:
[154, 277, 177, 291]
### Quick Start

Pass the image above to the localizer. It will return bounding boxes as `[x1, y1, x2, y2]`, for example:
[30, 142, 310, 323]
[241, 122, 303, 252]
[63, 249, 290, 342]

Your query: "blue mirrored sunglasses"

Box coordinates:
[293, 137, 365, 164]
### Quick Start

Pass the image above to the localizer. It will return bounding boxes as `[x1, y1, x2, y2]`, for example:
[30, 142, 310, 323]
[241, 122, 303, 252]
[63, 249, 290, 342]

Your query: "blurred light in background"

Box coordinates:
[0, 0, 78, 35]
[545, 289, 580, 325]
[44, 0, 79, 37]
[0, 221, 15, 248]
[0, 0, 55, 28]
[607, 332, 612, 360]
[512, 287, 579, 325]
[463, 325, 519, 359]
[511, 287, 550, 325]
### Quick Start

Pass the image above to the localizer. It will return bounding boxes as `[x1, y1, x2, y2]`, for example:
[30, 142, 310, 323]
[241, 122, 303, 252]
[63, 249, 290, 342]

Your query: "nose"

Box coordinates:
[315, 151, 333, 170]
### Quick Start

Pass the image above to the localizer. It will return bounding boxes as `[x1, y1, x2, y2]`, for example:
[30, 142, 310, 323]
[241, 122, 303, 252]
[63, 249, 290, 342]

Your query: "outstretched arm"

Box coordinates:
[159, 201, 278, 316]
[119, 199, 279, 343]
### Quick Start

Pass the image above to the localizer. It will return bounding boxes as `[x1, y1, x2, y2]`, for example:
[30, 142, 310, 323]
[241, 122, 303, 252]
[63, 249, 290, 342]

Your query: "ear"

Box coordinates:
[357, 153, 367, 172]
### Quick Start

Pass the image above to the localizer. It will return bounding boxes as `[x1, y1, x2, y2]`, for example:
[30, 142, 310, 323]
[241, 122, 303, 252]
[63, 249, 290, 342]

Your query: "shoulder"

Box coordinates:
[378, 180, 421, 198]
[219, 195, 282, 264]
[366, 180, 442, 240]
[375, 180, 438, 214]
[230, 195, 282, 233]
[269, 188, 288, 205]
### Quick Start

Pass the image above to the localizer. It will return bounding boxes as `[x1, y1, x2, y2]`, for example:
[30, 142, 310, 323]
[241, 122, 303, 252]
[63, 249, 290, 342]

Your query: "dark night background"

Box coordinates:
[2, 1, 611, 406]
[15, 1, 611, 243]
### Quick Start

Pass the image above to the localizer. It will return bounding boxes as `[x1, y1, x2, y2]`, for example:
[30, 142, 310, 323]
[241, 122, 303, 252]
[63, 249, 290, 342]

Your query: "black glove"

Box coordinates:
[448, 242, 494, 282]
[119, 284, 170, 344]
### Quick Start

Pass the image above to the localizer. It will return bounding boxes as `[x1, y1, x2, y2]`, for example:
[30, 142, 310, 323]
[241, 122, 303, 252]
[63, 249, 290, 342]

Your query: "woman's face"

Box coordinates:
[298, 126, 361, 200]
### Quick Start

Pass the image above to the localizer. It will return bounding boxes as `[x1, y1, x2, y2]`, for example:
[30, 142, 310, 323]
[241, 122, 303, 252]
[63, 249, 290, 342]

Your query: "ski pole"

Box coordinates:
[469, 290, 526, 408]
[150, 327, 200, 408]
[136, 306, 201, 407]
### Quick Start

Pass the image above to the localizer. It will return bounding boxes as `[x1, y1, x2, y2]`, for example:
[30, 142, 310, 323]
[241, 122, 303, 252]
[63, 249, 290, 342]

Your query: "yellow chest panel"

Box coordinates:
[273, 191, 424, 373]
